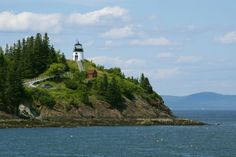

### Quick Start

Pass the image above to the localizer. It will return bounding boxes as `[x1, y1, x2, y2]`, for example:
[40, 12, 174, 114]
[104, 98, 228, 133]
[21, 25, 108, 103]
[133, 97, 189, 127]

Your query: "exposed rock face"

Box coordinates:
[0, 111, 17, 119]
[18, 104, 36, 119]
[39, 96, 173, 120]
[0, 97, 205, 128]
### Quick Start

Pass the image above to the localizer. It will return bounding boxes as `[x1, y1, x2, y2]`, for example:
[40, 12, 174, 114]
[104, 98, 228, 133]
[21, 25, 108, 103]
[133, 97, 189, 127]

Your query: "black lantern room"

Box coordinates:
[74, 41, 84, 52]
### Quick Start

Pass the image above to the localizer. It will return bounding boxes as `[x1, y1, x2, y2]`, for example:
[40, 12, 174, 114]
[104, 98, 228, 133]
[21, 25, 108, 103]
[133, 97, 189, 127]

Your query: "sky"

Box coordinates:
[0, 0, 236, 96]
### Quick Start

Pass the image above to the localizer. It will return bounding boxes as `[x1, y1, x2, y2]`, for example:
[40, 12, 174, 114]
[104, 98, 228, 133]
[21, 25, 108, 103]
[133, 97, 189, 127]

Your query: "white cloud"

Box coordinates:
[101, 25, 135, 39]
[104, 40, 121, 47]
[216, 31, 236, 44]
[177, 55, 200, 63]
[130, 37, 173, 46]
[0, 11, 61, 33]
[67, 6, 128, 26]
[0, 7, 128, 32]
[89, 56, 145, 67]
[150, 68, 181, 79]
[156, 52, 173, 59]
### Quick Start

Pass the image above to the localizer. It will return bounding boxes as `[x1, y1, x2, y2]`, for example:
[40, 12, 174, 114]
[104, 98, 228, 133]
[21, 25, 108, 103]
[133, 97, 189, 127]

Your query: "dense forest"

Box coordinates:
[0, 33, 161, 117]
[0, 33, 67, 114]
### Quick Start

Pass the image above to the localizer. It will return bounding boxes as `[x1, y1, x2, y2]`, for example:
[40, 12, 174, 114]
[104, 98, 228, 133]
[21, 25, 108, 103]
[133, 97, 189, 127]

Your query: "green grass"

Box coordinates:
[26, 59, 160, 110]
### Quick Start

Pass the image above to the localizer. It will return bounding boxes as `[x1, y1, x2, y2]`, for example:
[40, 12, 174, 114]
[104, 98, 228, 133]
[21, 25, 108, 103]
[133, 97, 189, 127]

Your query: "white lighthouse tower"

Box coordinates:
[73, 41, 85, 71]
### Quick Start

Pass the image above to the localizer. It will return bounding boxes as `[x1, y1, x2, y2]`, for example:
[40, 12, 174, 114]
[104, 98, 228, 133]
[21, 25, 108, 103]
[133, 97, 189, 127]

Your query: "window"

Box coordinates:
[75, 45, 82, 49]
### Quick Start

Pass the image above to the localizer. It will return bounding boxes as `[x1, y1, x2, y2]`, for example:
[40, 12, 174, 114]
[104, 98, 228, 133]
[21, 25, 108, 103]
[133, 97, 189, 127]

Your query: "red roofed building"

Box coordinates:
[87, 70, 97, 78]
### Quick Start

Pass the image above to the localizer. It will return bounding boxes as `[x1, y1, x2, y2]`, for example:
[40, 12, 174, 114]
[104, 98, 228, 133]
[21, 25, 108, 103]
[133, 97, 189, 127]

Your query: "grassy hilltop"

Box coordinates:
[28, 59, 172, 120]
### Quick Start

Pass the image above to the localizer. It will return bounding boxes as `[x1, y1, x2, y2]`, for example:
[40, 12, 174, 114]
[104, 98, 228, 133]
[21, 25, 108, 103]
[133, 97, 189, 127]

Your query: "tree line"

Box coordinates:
[0, 33, 67, 114]
[92, 72, 154, 110]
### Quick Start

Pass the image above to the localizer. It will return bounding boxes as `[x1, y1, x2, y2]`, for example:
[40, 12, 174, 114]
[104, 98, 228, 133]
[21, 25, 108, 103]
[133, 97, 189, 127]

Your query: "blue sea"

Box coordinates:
[0, 111, 236, 157]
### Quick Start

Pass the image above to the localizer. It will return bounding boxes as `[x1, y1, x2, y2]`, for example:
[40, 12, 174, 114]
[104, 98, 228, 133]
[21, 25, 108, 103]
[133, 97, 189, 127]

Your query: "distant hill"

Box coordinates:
[162, 92, 236, 110]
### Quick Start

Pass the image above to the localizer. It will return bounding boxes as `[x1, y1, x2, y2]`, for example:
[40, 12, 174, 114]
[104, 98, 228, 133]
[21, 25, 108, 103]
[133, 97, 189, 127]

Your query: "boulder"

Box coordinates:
[18, 104, 35, 119]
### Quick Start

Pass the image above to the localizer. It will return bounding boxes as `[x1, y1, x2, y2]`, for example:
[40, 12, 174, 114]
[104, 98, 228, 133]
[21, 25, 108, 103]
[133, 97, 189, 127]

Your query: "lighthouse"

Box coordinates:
[73, 41, 85, 71]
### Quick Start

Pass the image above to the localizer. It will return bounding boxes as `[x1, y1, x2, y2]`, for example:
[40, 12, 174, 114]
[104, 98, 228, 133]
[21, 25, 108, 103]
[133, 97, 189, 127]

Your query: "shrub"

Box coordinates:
[78, 91, 89, 104]
[46, 63, 66, 76]
[64, 80, 78, 90]
[123, 88, 135, 100]
[74, 71, 86, 82]
[38, 95, 56, 108]
[106, 67, 124, 78]
[29, 89, 56, 108]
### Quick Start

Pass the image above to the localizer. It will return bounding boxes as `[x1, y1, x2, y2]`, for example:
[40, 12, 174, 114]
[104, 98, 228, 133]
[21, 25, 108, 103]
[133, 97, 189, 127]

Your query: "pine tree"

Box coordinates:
[100, 74, 108, 95]
[0, 52, 7, 111]
[34, 33, 45, 74]
[143, 77, 153, 93]
[4, 33, 59, 78]
[139, 73, 153, 93]
[16, 40, 23, 73]
[5, 44, 9, 54]
[0, 47, 3, 54]
[23, 36, 35, 78]
[43, 33, 51, 65]
[140, 73, 145, 85]
[49, 46, 58, 63]
[60, 53, 69, 71]
[106, 77, 122, 108]
[5, 54, 25, 114]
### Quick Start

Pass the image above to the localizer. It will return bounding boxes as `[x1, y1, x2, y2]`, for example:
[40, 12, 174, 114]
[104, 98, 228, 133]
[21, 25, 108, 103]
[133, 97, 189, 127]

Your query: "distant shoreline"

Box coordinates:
[0, 118, 206, 128]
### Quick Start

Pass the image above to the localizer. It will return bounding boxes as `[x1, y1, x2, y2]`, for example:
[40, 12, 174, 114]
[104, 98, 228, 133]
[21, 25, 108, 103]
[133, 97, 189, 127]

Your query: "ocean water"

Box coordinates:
[0, 111, 236, 157]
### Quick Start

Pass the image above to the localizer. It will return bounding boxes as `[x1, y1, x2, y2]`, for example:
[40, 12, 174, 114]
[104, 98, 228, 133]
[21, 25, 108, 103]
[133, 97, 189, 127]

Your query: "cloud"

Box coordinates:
[177, 55, 200, 63]
[0, 11, 61, 33]
[156, 52, 173, 59]
[104, 40, 121, 48]
[130, 37, 173, 46]
[0, 7, 128, 32]
[67, 6, 128, 26]
[216, 31, 236, 44]
[101, 25, 135, 39]
[89, 56, 145, 67]
[151, 68, 181, 79]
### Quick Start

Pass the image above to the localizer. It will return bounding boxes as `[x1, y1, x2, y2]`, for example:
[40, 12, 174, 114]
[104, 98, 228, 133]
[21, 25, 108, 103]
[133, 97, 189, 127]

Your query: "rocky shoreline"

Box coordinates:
[0, 118, 206, 128]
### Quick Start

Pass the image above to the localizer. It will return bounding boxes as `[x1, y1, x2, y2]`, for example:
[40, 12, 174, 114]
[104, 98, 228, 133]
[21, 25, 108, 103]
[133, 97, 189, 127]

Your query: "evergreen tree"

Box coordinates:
[34, 33, 45, 74]
[5, 54, 25, 114]
[5, 44, 9, 54]
[99, 74, 108, 95]
[140, 73, 145, 85]
[43, 33, 50, 64]
[6, 33, 61, 78]
[0, 53, 7, 111]
[106, 77, 122, 108]
[23, 36, 35, 78]
[49, 46, 58, 63]
[0, 47, 4, 54]
[93, 74, 108, 96]
[16, 40, 23, 73]
[143, 77, 153, 93]
[59, 53, 69, 71]
[139, 73, 153, 93]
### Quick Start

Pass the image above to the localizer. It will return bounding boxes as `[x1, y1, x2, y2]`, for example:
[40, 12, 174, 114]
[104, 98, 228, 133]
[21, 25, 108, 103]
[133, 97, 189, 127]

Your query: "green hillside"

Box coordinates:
[0, 33, 172, 119]
[28, 59, 169, 114]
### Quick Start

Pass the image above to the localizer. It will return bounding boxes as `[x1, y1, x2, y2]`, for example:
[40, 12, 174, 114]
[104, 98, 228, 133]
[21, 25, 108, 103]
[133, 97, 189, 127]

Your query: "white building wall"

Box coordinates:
[73, 52, 84, 61]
